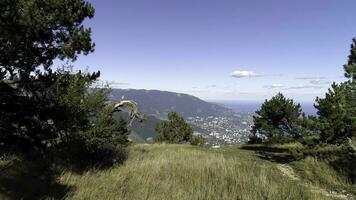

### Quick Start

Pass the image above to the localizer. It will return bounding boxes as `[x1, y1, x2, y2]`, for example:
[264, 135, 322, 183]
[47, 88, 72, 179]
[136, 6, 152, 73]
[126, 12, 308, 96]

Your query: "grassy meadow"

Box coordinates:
[1, 143, 355, 200]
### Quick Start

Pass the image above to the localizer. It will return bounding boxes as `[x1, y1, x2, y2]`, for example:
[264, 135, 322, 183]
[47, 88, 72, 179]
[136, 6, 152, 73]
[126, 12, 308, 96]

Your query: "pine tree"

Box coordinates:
[250, 93, 303, 143]
[155, 112, 194, 144]
[344, 38, 356, 81]
[315, 38, 356, 143]
[315, 83, 351, 143]
[0, 0, 96, 151]
[0, 0, 129, 166]
[0, 0, 95, 81]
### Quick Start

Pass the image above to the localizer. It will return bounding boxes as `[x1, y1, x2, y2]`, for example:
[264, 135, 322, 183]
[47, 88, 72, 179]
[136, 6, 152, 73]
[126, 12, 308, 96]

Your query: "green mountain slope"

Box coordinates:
[114, 110, 209, 143]
[109, 89, 235, 119]
[109, 89, 254, 145]
[130, 115, 162, 142]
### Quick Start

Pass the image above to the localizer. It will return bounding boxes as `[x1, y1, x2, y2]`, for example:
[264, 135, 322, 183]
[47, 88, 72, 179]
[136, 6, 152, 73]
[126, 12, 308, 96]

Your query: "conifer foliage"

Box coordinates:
[315, 39, 356, 144]
[344, 38, 356, 80]
[155, 112, 204, 145]
[315, 83, 352, 143]
[0, 0, 129, 166]
[250, 93, 303, 143]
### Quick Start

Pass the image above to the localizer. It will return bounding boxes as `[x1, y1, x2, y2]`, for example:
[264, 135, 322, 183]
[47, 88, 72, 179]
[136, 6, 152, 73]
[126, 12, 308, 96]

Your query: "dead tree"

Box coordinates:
[112, 100, 145, 127]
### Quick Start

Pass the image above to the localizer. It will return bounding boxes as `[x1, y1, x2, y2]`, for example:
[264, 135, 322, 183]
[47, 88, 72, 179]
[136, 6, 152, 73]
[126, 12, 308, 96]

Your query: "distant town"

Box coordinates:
[187, 112, 254, 147]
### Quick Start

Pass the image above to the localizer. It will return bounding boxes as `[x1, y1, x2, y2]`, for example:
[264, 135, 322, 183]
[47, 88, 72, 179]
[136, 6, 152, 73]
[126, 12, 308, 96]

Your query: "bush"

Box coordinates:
[290, 142, 356, 184]
[190, 135, 205, 146]
[155, 112, 202, 146]
[247, 135, 263, 144]
[86, 143, 128, 168]
[78, 105, 130, 167]
[298, 135, 320, 147]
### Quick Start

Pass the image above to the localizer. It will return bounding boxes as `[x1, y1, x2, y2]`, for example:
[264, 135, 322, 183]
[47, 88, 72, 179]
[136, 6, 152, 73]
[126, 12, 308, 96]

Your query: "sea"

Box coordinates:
[212, 100, 317, 116]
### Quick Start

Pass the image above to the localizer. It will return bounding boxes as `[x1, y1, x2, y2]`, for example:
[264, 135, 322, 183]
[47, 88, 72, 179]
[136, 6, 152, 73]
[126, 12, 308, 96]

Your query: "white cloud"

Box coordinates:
[293, 76, 332, 88]
[110, 81, 130, 88]
[296, 76, 327, 80]
[309, 80, 331, 85]
[205, 84, 217, 88]
[285, 85, 323, 90]
[264, 84, 284, 89]
[231, 70, 259, 78]
[116, 82, 130, 85]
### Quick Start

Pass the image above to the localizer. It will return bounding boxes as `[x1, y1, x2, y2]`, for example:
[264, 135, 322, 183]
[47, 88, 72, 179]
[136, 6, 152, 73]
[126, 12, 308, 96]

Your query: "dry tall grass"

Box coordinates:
[60, 144, 337, 200]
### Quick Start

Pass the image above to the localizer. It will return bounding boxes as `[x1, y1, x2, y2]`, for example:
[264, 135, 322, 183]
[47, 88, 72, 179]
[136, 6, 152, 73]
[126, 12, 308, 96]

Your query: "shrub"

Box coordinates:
[155, 112, 202, 146]
[78, 105, 130, 167]
[247, 135, 263, 144]
[290, 142, 356, 184]
[190, 135, 205, 146]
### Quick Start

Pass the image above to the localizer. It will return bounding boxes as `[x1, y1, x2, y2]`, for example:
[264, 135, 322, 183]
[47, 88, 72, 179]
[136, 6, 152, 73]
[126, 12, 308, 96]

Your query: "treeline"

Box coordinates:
[248, 43, 356, 183]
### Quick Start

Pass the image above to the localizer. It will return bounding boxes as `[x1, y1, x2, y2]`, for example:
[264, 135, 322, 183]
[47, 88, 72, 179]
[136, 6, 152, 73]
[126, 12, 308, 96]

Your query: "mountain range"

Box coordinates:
[109, 89, 244, 144]
[109, 89, 235, 119]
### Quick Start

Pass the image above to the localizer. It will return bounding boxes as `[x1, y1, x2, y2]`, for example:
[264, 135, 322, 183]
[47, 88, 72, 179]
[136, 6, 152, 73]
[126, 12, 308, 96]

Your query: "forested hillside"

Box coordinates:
[109, 89, 235, 119]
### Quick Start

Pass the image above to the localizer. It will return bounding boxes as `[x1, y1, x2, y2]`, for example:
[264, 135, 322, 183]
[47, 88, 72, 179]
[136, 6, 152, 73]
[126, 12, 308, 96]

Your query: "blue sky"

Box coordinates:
[73, 0, 356, 102]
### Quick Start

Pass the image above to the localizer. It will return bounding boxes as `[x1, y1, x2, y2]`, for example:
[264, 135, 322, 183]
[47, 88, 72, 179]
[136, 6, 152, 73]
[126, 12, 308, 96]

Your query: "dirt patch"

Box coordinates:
[309, 186, 353, 200]
[277, 164, 299, 181]
[276, 164, 354, 200]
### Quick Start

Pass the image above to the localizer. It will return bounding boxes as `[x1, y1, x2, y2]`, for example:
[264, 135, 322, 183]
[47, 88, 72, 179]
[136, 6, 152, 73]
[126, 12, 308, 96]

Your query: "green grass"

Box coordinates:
[293, 157, 349, 189]
[58, 144, 349, 200]
[1, 144, 354, 200]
